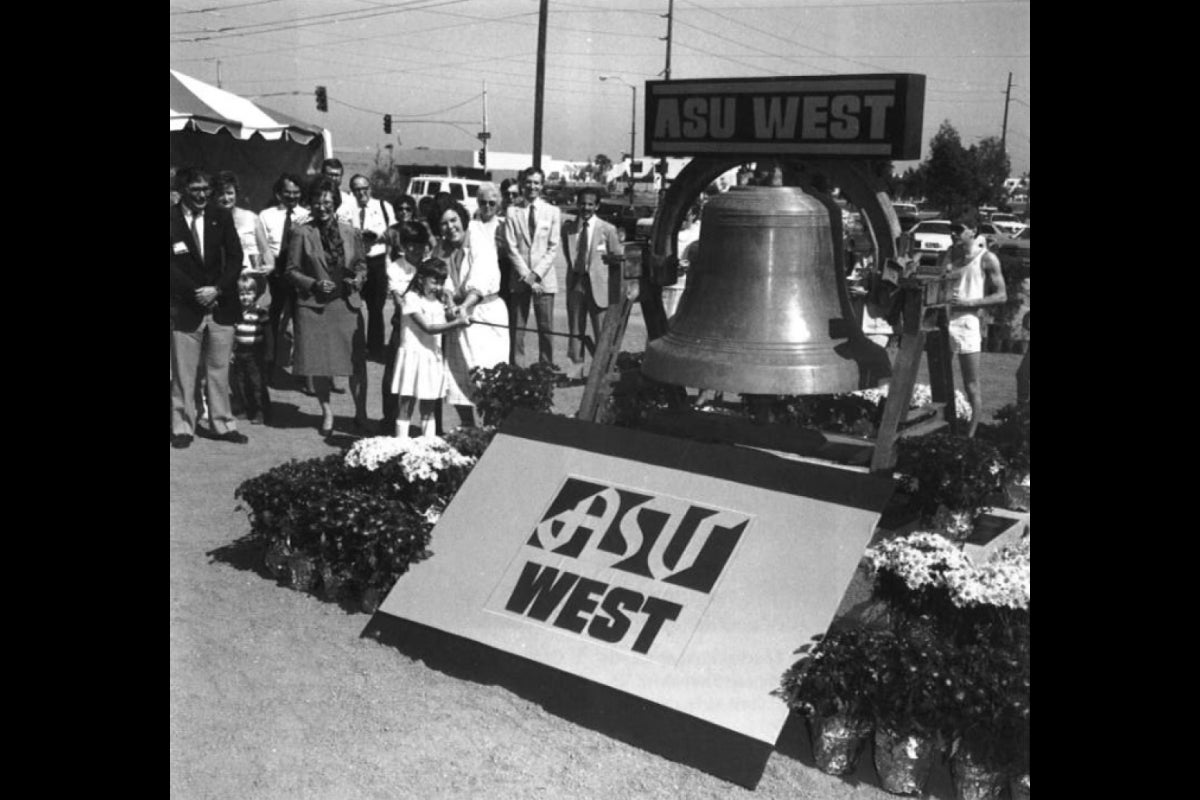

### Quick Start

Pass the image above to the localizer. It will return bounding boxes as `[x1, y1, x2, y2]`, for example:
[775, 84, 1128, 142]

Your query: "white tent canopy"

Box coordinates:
[170, 69, 332, 151]
[171, 69, 333, 211]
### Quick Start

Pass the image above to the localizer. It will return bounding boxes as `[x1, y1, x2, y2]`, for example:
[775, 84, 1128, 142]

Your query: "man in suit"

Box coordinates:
[504, 167, 561, 367]
[170, 167, 247, 448]
[562, 186, 623, 379]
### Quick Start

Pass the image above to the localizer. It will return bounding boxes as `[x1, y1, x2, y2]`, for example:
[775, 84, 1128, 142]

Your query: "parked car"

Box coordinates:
[892, 202, 920, 232]
[406, 175, 487, 217]
[988, 213, 1025, 236]
[977, 222, 1011, 250]
[997, 227, 1030, 273]
[905, 220, 962, 266]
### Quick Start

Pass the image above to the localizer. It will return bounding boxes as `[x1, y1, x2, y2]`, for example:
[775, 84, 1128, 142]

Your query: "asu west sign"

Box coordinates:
[486, 476, 751, 665]
[645, 73, 925, 159]
[364, 411, 894, 787]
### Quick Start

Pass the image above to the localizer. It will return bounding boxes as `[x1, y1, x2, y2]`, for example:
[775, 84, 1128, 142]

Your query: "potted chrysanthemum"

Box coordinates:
[779, 625, 890, 775]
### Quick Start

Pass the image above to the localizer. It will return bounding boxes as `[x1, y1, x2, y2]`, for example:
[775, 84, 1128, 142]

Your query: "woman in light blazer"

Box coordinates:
[286, 177, 369, 437]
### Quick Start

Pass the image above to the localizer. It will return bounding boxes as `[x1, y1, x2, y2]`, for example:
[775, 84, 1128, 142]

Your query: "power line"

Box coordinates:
[671, 40, 777, 76]
[679, 1, 885, 73]
[391, 94, 484, 118]
[685, 1, 1028, 10]
[171, 0, 468, 42]
[170, 0, 283, 16]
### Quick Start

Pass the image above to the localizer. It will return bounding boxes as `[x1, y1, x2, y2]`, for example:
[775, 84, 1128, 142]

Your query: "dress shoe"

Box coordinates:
[249, 414, 265, 425]
[213, 430, 249, 444]
[330, 382, 347, 394]
[170, 433, 193, 449]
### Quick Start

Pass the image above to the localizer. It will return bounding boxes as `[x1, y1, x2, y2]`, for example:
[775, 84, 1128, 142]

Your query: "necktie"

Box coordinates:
[192, 212, 204, 261]
[528, 204, 537, 240]
[359, 205, 367, 229]
[576, 220, 589, 272]
[280, 208, 293, 269]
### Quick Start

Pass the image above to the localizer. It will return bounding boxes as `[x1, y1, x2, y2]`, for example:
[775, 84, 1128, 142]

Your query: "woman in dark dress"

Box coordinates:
[286, 177, 368, 436]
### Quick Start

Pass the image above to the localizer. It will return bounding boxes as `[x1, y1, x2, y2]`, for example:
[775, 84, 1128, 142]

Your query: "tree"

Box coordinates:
[923, 120, 977, 220]
[593, 153, 612, 182]
[368, 146, 407, 206]
[969, 136, 1011, 209]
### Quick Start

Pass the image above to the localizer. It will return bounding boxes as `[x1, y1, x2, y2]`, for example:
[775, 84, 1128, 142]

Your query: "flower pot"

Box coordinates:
[1010, 773, 1030, 800]
[950, 746, 1006, 800]
[873, 724, 937, 795]
[287, 554, 318, 592]
[810, 712, 872, 775]
[264, 541, 292, 581]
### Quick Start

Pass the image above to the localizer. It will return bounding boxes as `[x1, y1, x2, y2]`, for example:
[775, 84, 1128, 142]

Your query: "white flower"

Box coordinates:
[344, 435, 477, 482]
[848, 383, 971, 421]
[866, 531, 972, 591]
[866, 530, 1030, 612]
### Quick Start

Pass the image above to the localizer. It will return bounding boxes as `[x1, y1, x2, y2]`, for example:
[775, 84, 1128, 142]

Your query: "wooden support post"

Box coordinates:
[924, 309, 959, 434]
[578, 242, 647, 422]
[871, 286, 925, 474]
[577, 291, 634, 422]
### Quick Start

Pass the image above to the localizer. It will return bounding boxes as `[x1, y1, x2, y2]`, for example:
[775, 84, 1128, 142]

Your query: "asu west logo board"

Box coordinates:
[364, 410, 894, 788]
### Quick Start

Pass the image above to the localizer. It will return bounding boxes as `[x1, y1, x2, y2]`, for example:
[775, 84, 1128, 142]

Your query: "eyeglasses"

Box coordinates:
[479, 200, 499, 207]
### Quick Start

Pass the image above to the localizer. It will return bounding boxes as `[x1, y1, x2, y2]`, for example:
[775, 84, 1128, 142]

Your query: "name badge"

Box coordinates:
[172, 241, 189, 255]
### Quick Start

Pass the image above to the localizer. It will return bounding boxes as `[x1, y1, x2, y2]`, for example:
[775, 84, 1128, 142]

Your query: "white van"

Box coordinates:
[407, 175, 487, 217]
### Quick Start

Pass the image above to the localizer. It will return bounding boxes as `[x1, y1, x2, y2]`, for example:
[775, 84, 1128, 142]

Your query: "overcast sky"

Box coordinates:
[170, 0, 1030, 176]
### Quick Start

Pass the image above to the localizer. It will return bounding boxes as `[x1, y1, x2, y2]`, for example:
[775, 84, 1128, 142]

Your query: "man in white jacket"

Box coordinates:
[504, 167, 562, 367]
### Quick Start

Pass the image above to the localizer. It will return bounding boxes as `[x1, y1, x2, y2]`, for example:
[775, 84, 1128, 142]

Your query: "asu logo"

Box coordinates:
[492, 477, 751, 660]
[528, 478, 749, 593]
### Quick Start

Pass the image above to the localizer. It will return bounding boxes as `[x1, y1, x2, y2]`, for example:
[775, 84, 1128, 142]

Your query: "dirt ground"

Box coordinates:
[170, 284, 1024, 799]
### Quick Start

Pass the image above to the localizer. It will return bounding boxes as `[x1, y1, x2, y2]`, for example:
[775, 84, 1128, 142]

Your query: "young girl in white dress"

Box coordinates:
[390, 258, 470, 438]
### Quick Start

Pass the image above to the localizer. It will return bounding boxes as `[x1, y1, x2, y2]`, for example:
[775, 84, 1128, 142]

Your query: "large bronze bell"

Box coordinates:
[643, 185, 868, 395]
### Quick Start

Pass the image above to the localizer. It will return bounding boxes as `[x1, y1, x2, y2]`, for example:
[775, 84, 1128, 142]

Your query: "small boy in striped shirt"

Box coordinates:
[230, 276, 272, 425]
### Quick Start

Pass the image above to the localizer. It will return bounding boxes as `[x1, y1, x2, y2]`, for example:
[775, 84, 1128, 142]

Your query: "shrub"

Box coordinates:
[234, 435, 484, 603]
[978, 401, 1030, 477]
[469, 363, 557, 427]
[896, 433, 1010, 521]
[602, 351, 679, 428]
[780, 626, 890, 721]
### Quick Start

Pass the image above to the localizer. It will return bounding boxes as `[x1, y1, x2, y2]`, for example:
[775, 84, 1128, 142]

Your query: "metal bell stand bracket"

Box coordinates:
[577, 156, 962, 478]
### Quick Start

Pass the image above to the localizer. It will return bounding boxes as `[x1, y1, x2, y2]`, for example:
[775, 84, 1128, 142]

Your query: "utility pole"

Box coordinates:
[533, 0, 548, 170]
[1001, 71, 1012, 157]
[477, 81, 491, 170]
[661, 0, 674, 80]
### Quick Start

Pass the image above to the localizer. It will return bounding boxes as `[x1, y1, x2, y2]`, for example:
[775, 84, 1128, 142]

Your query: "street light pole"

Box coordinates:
[600, 75, 637, 206]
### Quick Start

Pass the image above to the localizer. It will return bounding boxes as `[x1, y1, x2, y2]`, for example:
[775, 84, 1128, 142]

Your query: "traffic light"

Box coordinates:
[315, 85, 328, 112]
[478, 148, 487, 168]
[383, 114, 392, 134]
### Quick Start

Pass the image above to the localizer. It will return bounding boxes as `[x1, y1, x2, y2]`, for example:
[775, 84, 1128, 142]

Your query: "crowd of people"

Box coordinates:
[170, 159, 626, 449]
[171, 157, 1018, 450]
